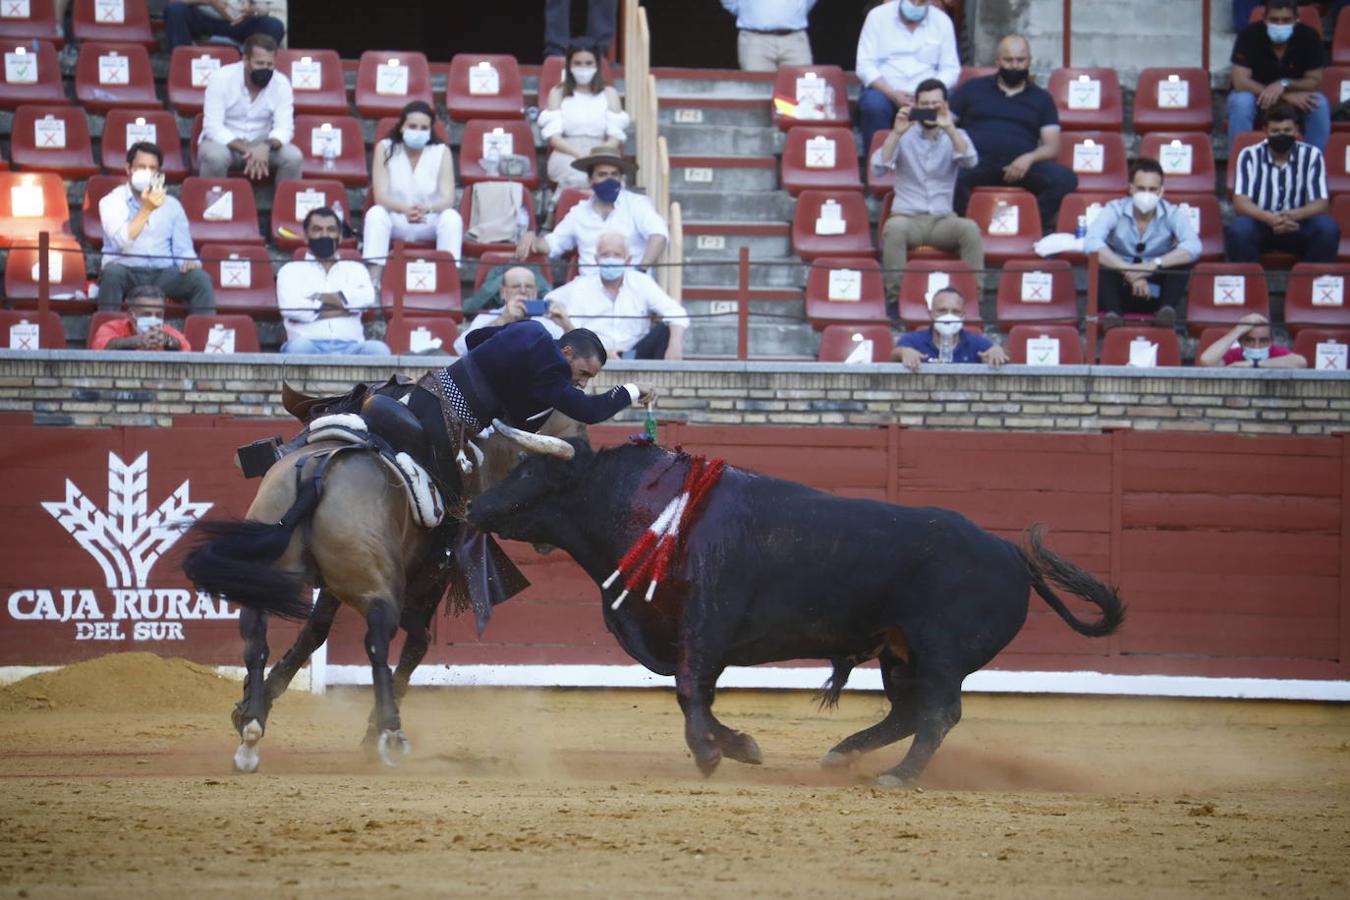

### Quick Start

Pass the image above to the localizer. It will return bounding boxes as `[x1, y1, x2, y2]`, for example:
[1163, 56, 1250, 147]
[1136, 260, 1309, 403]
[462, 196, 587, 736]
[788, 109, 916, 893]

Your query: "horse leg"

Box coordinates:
[362, 596, 436, 748]
[231, 607, 269, 773]
[820, 649, 918, 769]
[365, 597, 410, 767]
[263, 590, 341, 712]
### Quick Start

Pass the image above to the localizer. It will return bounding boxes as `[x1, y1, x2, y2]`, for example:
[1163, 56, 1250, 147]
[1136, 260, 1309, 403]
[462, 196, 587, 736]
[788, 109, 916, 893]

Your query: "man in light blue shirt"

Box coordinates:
[97, 142, 215, 314]
[720, 1, 816, 71]
[1083, 157, 1201, 329]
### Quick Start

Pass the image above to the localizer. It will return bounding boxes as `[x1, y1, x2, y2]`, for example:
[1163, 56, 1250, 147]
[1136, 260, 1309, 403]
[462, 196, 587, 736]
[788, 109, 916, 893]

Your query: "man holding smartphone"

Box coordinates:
[90, 285, 193, 352]
[454, 266, 575, 356]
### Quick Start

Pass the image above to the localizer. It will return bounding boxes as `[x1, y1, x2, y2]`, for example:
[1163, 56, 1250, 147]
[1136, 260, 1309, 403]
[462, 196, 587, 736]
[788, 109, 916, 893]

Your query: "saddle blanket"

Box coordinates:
[306, 414, 445, 528]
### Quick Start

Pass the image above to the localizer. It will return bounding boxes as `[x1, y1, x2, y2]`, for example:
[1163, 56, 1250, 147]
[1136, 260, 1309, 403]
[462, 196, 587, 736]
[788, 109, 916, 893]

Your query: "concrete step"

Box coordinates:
[682, 256, 803, 289]
[673, 188, 795, 221]
[658, 103, 773, 128]
[683, 298, 816, 358]
[662, 122, 783, 157]
[655, 76, 774, 100]
[684, 222, 794, 259]
[669, 157, 779, 193]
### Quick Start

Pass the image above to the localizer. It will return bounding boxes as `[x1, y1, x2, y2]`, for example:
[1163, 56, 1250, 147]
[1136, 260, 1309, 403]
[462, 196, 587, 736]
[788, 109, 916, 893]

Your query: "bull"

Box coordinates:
[469, 440, 1125, 786]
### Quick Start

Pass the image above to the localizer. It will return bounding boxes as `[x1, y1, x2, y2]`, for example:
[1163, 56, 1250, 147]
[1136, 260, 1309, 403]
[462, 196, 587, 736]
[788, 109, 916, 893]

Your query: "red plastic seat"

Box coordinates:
[70, 0, 154, 47]
[0, 40, 66, 109]
[0, 309, 65, 349]
[166, 45, 238, 115]
[10, 104, 98, 178]
[460, 185, 537, 260]
[1056, 130, 1128, 193]
[380, 249, 462, 318]
[791, 190, 873, 262]
[1283, 262, 1350, 333]
[817, 323, 894, 362]
[1293, 327, 1350, 368]
[293, 114, 368, 186]
[385, 315, 460, 355]
[183, 313, 261, 353]
[896, 259, 979, 326]
[354, 50, 433, 119]
[1136, 132, 1217, 195]
[4, 232, 88, 307]
[864, 130, 894, 199]
[270, 178, 348, 249]
[1167, 193, 1224, 262]
[77, 174, 120, 247]
[956, 66, 996, 87]
[966, 187, 1040, 266]
[536, 54, 615, 108]
[1005, 324, 1085, 365]
[446, 53, 524, 121]
[804, 257, 887, 328]
[199, 243, 276, 315]
[1336, 14, 1350, 66]
[874, 190, 961, 261]
[781, 125, 861, 196]
[1225, 131, 1265, 195]
[180, 177, 263, 245]
[1053, 191, 1120, 266]
[551, 187, 591, 228]
[458, 119, 540, 188]
[1249, 4, 1321, 28]
[471, 249, 548, 292]
[276, 48, 348, 115]
[995, 259, 1077, 327]
[74, 41, 156, 113]
[101, 109, 187, 180]
[1185, 262, 1270, 335]
[1335, 194, 1350, 259]
[0, 0, 64, 47]
[1131, 68, 1214, 134]
[772, 65, 849, 130]
[1046, 67, 1124, 131]
[1099, 327, 1183, 366]
[1324, 132, 1350, 194]
[0, 171, 70, 245]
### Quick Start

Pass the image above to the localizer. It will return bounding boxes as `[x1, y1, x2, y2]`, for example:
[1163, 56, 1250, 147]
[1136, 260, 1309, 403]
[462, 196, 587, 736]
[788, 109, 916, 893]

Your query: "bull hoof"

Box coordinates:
[693, 750, 723, 777]
[722, 731, 762, 766]
[876, 772, 918, 790]
[820, 750, 857, 769]
[377, 729, 412, 768]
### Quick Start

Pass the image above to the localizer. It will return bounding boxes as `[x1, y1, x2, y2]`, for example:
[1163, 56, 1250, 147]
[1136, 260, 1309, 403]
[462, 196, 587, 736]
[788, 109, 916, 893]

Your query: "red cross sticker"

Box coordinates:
[39, 129, 59, 146]
[1317, 282, 1340, 305]
[3, 1, 27, 15]
[1219, 283, 1241, 304]
[409, 270, 432, 291]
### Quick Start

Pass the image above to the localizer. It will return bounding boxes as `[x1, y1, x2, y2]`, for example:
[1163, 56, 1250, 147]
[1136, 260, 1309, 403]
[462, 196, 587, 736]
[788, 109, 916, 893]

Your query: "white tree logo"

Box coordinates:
[42, 452, 213, 589]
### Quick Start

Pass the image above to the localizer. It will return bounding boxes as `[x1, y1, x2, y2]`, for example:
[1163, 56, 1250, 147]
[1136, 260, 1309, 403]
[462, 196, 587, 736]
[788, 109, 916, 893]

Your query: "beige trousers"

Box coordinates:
[737, 30, 812, 72]
[881, 213, 985, 298]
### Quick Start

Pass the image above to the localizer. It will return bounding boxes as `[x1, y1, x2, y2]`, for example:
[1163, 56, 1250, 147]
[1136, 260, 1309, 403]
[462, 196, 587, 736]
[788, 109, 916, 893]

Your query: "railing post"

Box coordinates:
[737, 245, 749, 361]
[390, 251, 404, 342]
[37, 230, 50, 320]
[1202, 0, 1211, 73]
[1086, 250, 1099, 365]
[1063, 0, 1072, 67]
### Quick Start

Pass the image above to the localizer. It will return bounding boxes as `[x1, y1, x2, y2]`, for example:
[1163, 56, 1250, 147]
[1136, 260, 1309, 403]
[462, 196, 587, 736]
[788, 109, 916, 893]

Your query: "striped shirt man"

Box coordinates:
[1232, 139, 1327, 212]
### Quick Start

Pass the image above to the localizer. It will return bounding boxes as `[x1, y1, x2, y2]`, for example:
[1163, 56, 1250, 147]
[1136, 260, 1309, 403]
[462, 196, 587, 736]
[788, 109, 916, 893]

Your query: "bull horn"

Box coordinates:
[492, 419, 575, 460]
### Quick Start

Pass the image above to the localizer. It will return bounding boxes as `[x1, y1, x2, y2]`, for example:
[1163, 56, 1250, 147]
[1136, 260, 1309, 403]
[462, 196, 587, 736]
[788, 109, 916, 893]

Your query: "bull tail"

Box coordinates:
[814, 658, 856, 710]
[1021, 524, 1125, 638]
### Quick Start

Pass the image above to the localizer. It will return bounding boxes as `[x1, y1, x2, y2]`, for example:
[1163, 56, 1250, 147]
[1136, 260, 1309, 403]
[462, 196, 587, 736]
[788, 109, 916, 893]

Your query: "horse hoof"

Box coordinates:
[377, 729, 412, 768]
[820, 750, 856, 769]
[233, 718, 263, 773]
[876, 773, 916, 790]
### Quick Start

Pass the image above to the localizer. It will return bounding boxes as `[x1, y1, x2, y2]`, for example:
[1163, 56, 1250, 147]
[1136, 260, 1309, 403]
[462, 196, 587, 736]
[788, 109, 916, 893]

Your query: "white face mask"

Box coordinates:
[130, 169, 156, 192]
[1132, 190, 1161, 215]
[933, 314, 963, 337]
[135, 314, 163, 332]
[571, 65, 598, 86]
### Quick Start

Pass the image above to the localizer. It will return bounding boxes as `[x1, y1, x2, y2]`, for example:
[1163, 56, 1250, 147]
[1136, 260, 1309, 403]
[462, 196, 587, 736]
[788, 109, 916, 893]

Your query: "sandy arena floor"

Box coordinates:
[0, 654, 1347, 899]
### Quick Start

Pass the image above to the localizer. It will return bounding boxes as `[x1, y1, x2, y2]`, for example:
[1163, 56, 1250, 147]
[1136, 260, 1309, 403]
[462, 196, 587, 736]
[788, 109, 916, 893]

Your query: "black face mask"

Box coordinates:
[249, 67, 274, 89]
[998, 67, 1029, 87]
[307, 236, 337, 259]
[1267, 133, 1296, 154]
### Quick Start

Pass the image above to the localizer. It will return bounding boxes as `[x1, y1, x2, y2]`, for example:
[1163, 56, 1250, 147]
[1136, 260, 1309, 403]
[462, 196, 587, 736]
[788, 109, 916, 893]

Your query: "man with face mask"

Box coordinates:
[276, 207, 390, 356]
[198, 33, 302, 184]
[890, 286, 1007, 372]
[1084, 158, 1200, 331]
[89, 285, 192, 352]
[98, 142, 214, 315]
[856, 0, 960, 152]
[1228, 0, 1329, 153]
[1226, 102, 1339, 264]
[1197, 312, 1307, 369]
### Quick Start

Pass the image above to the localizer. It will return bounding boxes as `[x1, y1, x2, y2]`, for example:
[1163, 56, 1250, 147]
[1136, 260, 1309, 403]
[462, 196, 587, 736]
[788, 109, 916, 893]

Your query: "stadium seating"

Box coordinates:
[276, 49, 349, 115]
[1196, 325, 1238, 358]
[1248, 4, 1320, 28]
[1056, 131, 1128, 193]
[446, 53, 524, 121]
[0, 0, 64, 47]
[180, 177, 263, 245]
[167, 46, 239, 115]
[10, 104, 99, 178]
[956, 66, 995, 87]
[0, 309, 66, 349]
[1131, 68, 1214, 134]
[1046, 67, 1123, 131]
[4, 233, 89, 307]
[816, 323, 895, 362]
[1099, 327, 1183, 366]
[896, 259, 980, 326]
[1335, 14, 1350, 66]
[355, 50, 433, 118]
[1335, 195, 1350, 259]
[995, 259, 1078, 327]
[101, 109, 187, 180]
[1185, 262, 1271, 335]
[874, 191, 963, 261]
[536, 55, 615, 108]
[74, 41, 156, 112]
[458, 119, 540, 188]
[790, 190, 874, 261]
[0, 171, 71, 245]
[71, 0, 155, 47]
[1167, 193, 1224, 261]
[183, 314, 261, 353]
[804, 257, 887, 328]
[460, 187, 537, 260]
[1052, 191, 1119, 265]
[780, 126, 862, 196]
[1283, 262, 1350, 333]
[1325, 132, 1350, 195]
[551, 187, 591, 228]
[380, 249, 462, 318]
[293, 114, 368, 185]
[385, 316, 460, 355]
[1136, 132, 1217, 195]
[0, 40, 67, 109]
[1225, 131, 1265, 195]
[772, 65, 850, 130]
[199, 243, 277, 315]
[1293, 327, 1350, 369]
[85, 311, 126, 345]
[270, 178, 349, 249]
[79, 174, 123, 246]
[1005, 324, 1085, 365]
[864, 131, 893, 198]
[965, 187, 1040, 265]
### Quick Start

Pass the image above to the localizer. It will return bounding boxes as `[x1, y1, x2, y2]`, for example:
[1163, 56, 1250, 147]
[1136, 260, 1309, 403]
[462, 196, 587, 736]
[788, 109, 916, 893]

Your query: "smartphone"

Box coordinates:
[523, 299, 548, 317]
[151, 172, 166, 192]
[909, 108, 937, 124]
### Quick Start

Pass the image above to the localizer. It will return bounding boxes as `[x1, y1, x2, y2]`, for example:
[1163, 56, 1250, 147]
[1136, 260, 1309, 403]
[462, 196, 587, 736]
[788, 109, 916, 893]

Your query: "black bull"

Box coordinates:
[469, 440, 1125, 786]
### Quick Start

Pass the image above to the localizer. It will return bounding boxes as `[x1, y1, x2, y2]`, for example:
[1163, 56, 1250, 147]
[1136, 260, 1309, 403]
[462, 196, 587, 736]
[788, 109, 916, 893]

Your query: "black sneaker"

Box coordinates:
[1153, 306, 1176, 328]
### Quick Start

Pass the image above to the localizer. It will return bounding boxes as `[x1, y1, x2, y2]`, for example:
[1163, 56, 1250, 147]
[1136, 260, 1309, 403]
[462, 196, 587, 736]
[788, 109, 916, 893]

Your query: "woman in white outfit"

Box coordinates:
[363, 100, 464, 283]
[538, 45, 630, 193]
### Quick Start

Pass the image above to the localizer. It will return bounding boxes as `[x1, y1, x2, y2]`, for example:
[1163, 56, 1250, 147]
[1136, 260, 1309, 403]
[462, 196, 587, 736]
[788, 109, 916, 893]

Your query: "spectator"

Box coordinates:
[1084, 157, 1201, 331]
[1197, 312, 1308, 368]
[720, 1, 817, 72]
[545, 0, 617, 58]
[198, 34, 302, 184]
[871, 77, 982, 302]
[1232, 1, 1324, 37]
[856, 0, 960, 151]
[277, 207, 389, 356]
[1228, 0, 1329, 153]
[1225, 103, 1339, 264]
[949, 35, 1077, 230]
[890, 286, 1007, 371]
[454, 266, 573, 356]
[363, 101, 463, 285]
[545, 232, 690, 360]
[90, 285, 192, 352]
[516, 149, 669, 271]
[162, 1, 286, 54]
[98, 142, 214, 314]
[539, 45, 630, 193]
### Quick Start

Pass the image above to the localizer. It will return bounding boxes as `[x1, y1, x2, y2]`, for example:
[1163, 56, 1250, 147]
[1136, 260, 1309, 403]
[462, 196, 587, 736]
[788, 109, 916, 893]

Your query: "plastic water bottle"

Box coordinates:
[822, 90, 836, 121]
[322, 139, 336, 173]
[525, 105, 540, 123]
[514, 204, 530, 241]
[644, 402, 657, 441]
[1075, 215, 1087, 240]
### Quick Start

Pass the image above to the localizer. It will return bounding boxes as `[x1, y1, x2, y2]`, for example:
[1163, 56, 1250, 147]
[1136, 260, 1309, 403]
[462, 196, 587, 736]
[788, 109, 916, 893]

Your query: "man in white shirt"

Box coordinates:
[515, 148, 669, 271]
[856, 0, 960, 151]
[544, 232, 690, 360]
[720, 0, 817, 71]
[198, 33, 302, 184]
[276, 208, 390, 356]
[454, 266, 574, 356]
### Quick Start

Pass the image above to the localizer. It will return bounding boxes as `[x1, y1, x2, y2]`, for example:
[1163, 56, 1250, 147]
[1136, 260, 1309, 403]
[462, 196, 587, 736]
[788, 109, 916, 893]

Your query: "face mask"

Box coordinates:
[933, 314, 963, 337]
[129, 169, 156, 192]
[1267, 133, 1296, 154]
[899, 0, 928, 23]
[597, 256, 627, 281]
[592, 177, 622, 203]
[135, 314, 163, 332]
[571, 65, 597, 85]
[1131, 190, 1161, 215]
[307, 236, 337, 259]
[998, 66, 1029, 87]
[402, 128, 431, 150]
[1266, 23, 1294, 44]
[249, 67, 274, 89]
[1242, 345, 1271, 362]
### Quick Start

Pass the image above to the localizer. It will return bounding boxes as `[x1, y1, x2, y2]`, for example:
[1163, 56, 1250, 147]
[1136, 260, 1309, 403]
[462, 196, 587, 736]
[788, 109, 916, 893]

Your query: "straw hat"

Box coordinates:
[570, 147, 638, 178]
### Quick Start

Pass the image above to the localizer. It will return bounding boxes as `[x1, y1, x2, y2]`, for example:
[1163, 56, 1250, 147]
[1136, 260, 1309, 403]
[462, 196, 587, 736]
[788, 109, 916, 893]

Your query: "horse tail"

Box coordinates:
[1020, 524, 1125, 638]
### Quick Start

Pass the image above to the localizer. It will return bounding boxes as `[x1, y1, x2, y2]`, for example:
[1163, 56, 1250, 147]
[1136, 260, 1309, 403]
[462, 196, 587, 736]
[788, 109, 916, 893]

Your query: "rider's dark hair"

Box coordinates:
[559, 327, 607, 366]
